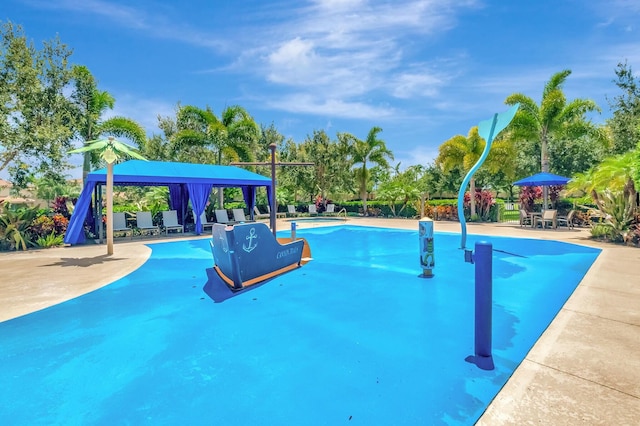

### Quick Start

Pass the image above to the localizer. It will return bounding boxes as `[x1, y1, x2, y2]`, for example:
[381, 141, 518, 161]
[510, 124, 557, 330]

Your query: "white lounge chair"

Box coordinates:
[308, 204, 318, 216]
[161, 210, 183, 235]
[253, 206, 269, 220]
[325, 204, 335, 215]
[232, 208, 252, 223]
[200, 211, 215, 231]
[287, 205, 298, 217]
[136, 211, 159, 236]
[215, 209, 232, 224]
[268, 204, 286, 218]
[112, 212, 132, 238]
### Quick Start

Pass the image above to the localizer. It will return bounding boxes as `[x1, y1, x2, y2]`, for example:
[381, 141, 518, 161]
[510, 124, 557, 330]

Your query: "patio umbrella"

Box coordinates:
[513, 172, 571, 186]
[513, 172, 571, 210]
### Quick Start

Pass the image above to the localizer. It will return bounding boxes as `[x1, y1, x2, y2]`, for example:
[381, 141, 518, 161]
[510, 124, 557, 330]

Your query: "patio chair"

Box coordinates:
[253, 206, 270, 220]
[557, 210, 576, 229]
[519, 209, 532, 227]
[136, 211, 159, 236]
[161, 210, 183, 235]
[534, 209, 557, 229]
[215, 209, 232, 224]
[112, 212, 132, 239]
[199, 212, 215, 232]
[232, 208, 253, 223]
[308, 204, 318, 216]
[324, 203, 336, 216]
[287, 205, 299, 217]
[268, 204, 286, 218]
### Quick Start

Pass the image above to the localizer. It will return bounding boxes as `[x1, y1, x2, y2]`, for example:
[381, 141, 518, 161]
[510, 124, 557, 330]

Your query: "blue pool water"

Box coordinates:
[0, 226, 600, 425]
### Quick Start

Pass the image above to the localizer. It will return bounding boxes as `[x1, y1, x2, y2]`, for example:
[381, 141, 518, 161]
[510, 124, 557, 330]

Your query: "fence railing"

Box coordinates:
[499, 202, 520, 224]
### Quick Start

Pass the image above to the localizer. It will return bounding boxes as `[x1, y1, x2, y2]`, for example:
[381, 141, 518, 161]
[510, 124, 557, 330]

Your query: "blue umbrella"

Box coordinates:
[513, 172, 570, 186]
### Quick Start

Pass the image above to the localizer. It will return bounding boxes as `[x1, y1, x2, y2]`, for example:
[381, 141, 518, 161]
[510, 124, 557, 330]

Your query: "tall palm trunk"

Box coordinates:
[541, 133, 550, 209]
[470, 178, 477, 217]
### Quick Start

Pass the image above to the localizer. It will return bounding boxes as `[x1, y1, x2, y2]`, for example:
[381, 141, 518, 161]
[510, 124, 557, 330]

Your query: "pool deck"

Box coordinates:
[1, 218, 638, 424]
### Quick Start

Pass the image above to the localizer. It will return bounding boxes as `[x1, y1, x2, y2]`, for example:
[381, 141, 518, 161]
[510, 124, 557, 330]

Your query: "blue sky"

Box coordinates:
[4, 0, 640, 178]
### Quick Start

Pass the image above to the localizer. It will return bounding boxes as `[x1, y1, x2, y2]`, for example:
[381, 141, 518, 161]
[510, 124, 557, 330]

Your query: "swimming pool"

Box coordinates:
[0, 226, 600, 425]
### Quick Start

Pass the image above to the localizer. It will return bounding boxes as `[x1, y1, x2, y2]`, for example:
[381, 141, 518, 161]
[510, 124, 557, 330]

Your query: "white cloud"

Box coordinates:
[394, 146, 439, 169]
[24, 0, 227, 49]
[266, 94, 395, 119]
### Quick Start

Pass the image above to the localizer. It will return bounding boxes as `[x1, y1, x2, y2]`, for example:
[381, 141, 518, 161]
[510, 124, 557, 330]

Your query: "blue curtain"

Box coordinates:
[241, 186, 257, 220]
[169, 184, 189, 225]
[187, 183, 213, 235]
[63, 182, 97, 245]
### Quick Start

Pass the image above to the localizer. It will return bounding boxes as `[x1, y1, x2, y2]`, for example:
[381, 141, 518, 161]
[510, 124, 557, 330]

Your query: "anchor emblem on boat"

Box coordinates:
[243, 227, 258, 252]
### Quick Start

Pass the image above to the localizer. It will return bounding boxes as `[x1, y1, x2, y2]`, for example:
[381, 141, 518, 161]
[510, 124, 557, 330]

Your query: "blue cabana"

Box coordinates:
[64, 160, 272, 245]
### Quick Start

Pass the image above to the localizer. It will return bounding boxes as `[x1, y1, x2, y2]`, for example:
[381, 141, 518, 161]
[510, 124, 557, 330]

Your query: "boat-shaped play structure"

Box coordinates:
[209, 222, 311, 291]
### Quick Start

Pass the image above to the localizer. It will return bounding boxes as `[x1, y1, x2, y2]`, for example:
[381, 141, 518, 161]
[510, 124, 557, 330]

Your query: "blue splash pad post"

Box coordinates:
[464, 241, 494, 370]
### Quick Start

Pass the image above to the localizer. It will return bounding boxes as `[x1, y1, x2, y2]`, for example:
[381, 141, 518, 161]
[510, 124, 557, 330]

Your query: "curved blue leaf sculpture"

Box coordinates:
[457, 103, 519, 249]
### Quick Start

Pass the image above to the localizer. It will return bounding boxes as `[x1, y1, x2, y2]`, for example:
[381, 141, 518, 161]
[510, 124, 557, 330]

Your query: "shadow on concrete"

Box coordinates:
[40, 255, 125, 268]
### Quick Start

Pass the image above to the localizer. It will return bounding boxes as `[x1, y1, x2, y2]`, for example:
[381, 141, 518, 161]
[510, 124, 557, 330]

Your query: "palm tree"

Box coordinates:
[171, 105, 260, 206]
[69, 137, 146, 255]
[71, 66, 147, 185]
[345, 127, 394, 215]
[504, 69, 601, 205]
[436, 126, 512, 217]
[172, 105, 259, 164]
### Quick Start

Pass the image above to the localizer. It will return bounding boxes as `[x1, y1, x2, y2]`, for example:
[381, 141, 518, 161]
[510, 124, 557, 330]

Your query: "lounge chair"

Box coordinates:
[557, 210, 575, 229]
[286, 205, 298, 217]
[161, 210, 183, 235]
[232, 208, 253, 223]
[324, 203, 336, 216]
[268, 204, 286, 218]
[112, 212, 132, 239]
[308, 204, 318, 216]
[215, 209, 232, 224]
[136, 211, 159, 236]
[519, 209, 532, 227]
[200, 212, 215, 232]
[534, 209, 557, 229]
[253, 206, 270, 220]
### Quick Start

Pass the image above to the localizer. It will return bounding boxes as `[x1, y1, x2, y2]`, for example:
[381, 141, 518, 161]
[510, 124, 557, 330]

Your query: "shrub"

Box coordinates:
[30, 215, 56, 239]
[0, 203, 39, 251]
[36, 232, 64, 248]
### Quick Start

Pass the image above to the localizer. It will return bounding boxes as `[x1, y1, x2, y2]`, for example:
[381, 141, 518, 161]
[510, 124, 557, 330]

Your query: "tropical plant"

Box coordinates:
[463, 189, 496, 222]
[518, 186, 542, 212]
[376, 167, 422, 217]
[0, 203, 39, 250]
[68, 137, 146, 255]
[436, 126, 512, 217]
[170, 105, 259, 165]
[33, 174, 80, 204]
[296, 130, 352, 206]
[342, 127, 394, 215]
[591, 178, 638, 242]
[70, 65, 147, 185]
[504, 69, 604, 201]
[567, 150, 639, 196]
[36, 232, 64, 248]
